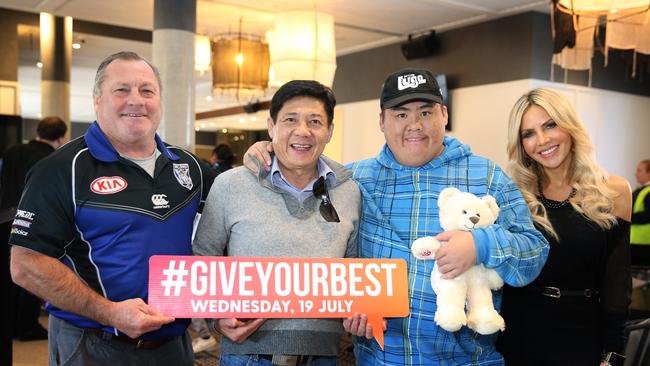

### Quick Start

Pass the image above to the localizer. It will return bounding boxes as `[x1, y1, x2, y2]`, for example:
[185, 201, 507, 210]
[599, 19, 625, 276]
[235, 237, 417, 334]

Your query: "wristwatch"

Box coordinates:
[602, 351, 625, 366]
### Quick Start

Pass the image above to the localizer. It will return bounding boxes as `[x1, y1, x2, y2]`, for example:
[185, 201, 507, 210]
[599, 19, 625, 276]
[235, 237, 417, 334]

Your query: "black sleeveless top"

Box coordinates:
[497, 201, 631, 364]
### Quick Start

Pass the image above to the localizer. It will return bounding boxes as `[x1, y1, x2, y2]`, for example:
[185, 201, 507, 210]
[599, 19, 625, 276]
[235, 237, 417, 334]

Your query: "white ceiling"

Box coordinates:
[1, 0, 548, 132]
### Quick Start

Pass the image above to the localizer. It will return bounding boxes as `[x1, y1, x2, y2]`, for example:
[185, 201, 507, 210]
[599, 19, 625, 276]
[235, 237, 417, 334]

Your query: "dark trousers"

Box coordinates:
[48, 316, 193, 366]
[631, 244, 650, 267]
[1, 221, 13, 365]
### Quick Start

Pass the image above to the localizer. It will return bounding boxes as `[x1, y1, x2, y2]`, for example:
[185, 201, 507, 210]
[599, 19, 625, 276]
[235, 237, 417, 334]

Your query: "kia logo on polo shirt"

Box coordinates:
[90, 176, 128, 194]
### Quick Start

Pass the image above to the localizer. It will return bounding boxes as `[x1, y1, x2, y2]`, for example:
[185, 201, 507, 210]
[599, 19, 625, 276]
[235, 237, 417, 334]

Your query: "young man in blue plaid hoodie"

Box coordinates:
[245, 68, 549, 365]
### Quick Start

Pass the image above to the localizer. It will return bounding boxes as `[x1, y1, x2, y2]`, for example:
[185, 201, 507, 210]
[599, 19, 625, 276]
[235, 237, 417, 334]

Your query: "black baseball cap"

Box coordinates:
[380, 68, 443, 109]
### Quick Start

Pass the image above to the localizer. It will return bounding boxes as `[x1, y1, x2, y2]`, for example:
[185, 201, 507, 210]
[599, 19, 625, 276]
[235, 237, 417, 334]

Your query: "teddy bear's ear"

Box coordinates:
[482, 195, 500, 219]
[439, 187, 460, 208]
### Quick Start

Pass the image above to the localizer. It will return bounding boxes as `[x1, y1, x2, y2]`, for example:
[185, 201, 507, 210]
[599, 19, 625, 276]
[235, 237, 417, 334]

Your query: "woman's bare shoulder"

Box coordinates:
[607, 175, 632, 221]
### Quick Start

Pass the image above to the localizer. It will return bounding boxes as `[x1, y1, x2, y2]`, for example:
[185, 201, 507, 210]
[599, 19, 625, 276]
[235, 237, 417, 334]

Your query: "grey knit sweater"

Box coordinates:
[193, 155, 360, 356]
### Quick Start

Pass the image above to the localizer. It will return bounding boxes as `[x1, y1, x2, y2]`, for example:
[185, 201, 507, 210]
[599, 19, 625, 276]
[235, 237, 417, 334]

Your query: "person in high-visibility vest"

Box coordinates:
[631, 159, 650, 266]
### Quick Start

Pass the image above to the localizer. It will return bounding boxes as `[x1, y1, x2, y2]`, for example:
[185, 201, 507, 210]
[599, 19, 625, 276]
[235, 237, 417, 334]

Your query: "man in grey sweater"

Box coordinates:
[192, 80, 360, 366]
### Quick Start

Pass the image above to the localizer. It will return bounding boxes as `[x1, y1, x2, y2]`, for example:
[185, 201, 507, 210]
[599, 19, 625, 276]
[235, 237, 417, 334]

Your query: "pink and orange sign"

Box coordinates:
[149, 255, 409, 348]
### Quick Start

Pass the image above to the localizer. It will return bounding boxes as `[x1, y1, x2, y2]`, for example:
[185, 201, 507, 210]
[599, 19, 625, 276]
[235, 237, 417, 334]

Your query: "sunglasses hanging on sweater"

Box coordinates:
[312, 176, 340, 223]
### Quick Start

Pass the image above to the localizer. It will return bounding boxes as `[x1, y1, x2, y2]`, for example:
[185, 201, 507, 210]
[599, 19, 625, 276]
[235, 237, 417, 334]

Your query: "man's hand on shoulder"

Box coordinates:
[243, 141, 273, 174]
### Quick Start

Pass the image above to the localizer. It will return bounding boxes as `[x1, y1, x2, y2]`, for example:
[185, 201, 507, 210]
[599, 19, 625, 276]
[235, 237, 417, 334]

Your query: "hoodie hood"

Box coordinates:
[376, 135, 472, 170]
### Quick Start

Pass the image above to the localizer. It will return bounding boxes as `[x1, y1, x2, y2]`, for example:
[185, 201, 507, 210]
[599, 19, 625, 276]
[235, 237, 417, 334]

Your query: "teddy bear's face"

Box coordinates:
[438, 190, 499, 232]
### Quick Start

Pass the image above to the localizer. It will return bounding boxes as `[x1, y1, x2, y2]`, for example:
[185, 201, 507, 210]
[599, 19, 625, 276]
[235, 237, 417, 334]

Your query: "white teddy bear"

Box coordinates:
[411, 187, 505, 335]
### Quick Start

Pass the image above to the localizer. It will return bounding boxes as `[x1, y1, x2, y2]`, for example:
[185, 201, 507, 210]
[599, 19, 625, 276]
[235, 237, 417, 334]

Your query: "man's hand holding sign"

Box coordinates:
[149, 256, 408, 349]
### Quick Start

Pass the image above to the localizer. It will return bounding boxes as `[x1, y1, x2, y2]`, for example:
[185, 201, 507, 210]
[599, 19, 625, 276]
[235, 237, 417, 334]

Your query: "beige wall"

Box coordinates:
[335, 78, 650, 186]
[322, 107, 343, 162]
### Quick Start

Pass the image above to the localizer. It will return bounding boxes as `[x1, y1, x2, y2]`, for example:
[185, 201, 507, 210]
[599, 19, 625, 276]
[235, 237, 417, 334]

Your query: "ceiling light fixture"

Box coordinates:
[557, 0, 649, 15]
[212, 18, 270, 102]
[268, 10, 337, 87]
[195, 34, 211, 73]
[552, 0, 650, 81]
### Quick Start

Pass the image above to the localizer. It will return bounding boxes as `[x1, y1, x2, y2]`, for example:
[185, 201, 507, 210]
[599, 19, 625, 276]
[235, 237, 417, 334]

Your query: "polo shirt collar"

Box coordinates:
[269, 156, 335, 188]
[84, 121, 179, 162]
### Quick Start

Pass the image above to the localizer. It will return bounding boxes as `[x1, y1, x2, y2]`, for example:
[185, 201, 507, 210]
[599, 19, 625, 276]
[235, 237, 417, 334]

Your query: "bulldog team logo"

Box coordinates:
[173, 163, 193, 190]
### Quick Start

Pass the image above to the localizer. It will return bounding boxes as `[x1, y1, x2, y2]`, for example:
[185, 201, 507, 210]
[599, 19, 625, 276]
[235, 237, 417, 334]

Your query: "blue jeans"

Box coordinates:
[220, 354, 337, 366]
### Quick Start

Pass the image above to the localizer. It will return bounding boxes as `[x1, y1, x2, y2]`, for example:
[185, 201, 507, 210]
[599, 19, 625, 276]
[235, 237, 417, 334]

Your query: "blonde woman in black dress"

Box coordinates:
[497, 88, 632, 366]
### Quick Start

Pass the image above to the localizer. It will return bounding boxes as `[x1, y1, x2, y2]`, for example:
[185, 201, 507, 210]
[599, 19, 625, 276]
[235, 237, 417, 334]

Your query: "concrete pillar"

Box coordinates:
[40, 13, 72, 140]
[153, 0, 196, 150]
[0, 9, 20, 116]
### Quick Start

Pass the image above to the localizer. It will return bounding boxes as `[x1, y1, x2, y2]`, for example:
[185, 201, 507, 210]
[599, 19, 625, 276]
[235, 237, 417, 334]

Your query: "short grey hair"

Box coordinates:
[93, 51, 162, 96]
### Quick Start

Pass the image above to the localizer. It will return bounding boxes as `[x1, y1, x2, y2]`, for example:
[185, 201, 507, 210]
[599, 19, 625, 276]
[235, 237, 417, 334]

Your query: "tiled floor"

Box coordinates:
[12, 316, 48, 366]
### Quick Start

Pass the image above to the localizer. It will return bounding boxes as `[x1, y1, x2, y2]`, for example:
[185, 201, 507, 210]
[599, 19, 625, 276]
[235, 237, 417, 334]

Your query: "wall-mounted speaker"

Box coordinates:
[400, 31, 439, 60]
[243, 101, 261, 114]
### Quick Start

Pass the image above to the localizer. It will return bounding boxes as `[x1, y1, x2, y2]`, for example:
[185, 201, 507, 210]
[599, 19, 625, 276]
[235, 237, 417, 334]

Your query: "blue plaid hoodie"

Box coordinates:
[349, 136, 549, 366]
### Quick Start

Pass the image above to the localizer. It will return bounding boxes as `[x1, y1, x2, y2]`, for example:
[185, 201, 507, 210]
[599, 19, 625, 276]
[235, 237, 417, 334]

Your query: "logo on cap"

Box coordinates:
[397, 74, 427, 90]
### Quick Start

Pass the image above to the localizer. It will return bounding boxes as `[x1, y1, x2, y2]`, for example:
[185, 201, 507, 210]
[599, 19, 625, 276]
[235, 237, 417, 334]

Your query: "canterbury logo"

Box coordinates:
[397, 74, 427, 90]
[151, 194, 169, 206]
[90, 176, 128, 194]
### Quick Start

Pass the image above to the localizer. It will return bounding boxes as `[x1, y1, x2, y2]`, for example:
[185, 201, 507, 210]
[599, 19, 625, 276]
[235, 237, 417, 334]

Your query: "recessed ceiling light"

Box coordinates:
[222, 128, 228, 133]
[36, 62, 43, 68]
[72, 42, 81, 49]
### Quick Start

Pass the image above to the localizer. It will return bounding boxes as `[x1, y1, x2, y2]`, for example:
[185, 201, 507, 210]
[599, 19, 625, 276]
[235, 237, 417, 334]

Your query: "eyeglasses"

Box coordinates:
[312, 176, 340, 223]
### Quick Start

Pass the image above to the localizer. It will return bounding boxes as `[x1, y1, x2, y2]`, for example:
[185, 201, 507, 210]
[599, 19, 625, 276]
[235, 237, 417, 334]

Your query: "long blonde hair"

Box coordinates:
[506, 88, 617, 239]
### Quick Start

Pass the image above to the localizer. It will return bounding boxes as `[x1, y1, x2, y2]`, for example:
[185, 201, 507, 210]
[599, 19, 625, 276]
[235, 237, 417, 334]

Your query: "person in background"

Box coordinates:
[193, 79, 360, 366]
[0, 117, 67, 366]
[1, 116, 68, 212]
[8, 51, 216, 366]
[244, 68, 549, 365]
[497, 88, 631, 366]
[631, 159, 650, 266]
[191, 143, 236, 354]
[209, 143, 236, 175]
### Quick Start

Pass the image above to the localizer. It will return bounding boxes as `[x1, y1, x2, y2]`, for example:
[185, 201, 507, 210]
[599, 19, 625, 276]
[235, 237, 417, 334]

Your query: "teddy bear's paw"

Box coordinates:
[411, 237, 440, 260]
[467, 308, 505, 335]
[434, 307, 467, 332]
